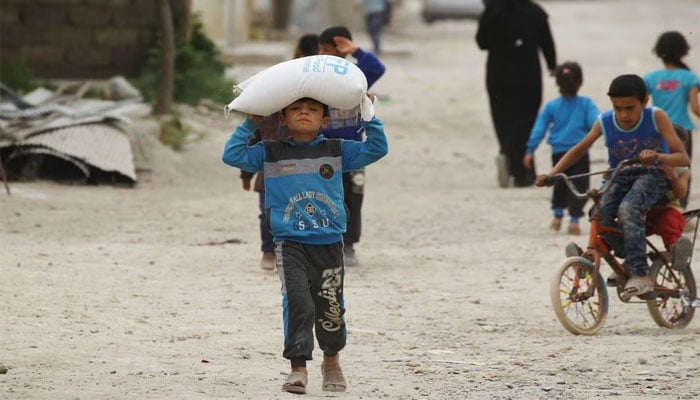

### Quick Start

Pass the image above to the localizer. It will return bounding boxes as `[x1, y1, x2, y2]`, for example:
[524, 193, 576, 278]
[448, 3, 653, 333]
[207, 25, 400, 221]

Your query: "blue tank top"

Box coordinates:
[600, 107, 669, 168]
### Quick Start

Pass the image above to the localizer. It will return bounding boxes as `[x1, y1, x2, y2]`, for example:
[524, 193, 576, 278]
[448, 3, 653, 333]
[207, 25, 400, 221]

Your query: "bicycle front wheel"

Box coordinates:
[550, 257, 609, 335]
[646, 258, 696, 328]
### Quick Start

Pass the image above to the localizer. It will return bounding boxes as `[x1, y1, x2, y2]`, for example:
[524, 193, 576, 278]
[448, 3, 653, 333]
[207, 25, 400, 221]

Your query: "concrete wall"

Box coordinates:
[192, 0, 364, 46]
[0, 0, 367, 80]
[1, 0, 186, 79]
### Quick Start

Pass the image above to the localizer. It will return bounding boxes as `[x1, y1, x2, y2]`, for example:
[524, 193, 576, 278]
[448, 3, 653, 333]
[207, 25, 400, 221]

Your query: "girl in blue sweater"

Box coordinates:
[644, 31, 700, 209]
[524, 62, 599, 235]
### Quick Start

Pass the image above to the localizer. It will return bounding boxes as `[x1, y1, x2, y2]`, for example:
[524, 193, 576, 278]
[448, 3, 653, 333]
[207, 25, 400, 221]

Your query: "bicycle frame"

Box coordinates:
[549, 159, 636, 290]
[551, 158, 696, 303]
[548, 159, 698, 334]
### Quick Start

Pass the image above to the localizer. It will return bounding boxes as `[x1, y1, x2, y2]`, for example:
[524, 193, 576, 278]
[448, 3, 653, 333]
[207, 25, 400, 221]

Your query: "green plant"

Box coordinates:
[0, 60, 38, 93]
[158, 113, 190, 151]
[136, 14, 235, 106]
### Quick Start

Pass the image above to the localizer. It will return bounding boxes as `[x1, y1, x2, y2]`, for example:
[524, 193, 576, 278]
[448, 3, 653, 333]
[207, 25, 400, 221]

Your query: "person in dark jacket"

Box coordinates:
[476, 0, 557, 187]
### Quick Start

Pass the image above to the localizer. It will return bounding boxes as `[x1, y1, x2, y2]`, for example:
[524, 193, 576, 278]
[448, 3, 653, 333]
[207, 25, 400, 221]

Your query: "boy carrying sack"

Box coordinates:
[222, 57, 388, 394]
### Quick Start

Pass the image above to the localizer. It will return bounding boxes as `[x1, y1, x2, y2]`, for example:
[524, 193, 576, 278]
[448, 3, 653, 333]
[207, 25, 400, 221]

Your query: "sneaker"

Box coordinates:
[496, 154, 510, 188]
[260, 251, 275, 271]
[620, 275, 654, 301]
[344, 245, 359, 267]
[671, 236, 693, 271]
[565, 242, 583, 257]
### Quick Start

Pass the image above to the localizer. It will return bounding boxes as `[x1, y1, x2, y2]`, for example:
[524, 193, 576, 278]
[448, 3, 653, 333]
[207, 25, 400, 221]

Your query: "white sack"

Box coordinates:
[226, 55, 375, 121]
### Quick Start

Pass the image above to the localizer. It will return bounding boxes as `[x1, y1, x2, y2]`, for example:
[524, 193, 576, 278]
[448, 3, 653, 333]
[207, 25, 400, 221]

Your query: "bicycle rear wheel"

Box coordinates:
[646, 258, 696, 328]
[550, 257, 609, 335]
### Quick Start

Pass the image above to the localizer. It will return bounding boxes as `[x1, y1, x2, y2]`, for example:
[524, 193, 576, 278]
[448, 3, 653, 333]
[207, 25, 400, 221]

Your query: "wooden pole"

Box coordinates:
[0, 154, 10, 196]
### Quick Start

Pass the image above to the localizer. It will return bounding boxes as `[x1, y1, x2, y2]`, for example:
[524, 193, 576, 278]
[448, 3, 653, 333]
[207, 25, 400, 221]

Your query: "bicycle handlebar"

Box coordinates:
[544, 158, 640, 200]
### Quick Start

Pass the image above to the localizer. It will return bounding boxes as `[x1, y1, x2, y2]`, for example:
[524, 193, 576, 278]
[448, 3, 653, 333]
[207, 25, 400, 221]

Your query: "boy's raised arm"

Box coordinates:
[341, 117, 388, 171]
[222, 118, 266, 172]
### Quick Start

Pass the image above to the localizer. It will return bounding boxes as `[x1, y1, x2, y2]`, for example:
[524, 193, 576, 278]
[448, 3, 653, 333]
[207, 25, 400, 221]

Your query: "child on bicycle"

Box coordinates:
[223, 97, 388, 394]
[535, 74, 690, 300]
[645, 124, 693, 270]
[523, 61, 599, 235]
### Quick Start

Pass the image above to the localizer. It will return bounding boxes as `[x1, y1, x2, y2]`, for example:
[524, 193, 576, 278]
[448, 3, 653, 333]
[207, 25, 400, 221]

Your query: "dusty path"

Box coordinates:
[2, 1, 700, 399]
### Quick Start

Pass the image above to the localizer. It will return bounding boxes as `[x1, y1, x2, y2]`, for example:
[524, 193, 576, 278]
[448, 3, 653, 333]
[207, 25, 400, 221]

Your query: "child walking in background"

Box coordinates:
[239, 33, 319, 271]
[318, 26, 386, 266]
[224, 97, 388, 394]
[524, 62, 599, 235]
[535, 74, 689, 300]
[644, 31, 700, 209]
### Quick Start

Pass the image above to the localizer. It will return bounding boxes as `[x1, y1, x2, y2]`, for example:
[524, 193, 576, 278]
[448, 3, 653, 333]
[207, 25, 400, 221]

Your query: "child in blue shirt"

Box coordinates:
[223, 97, 388, 394]
[535, 74, 689, 300]
[644, 31, 700, 208]
[524, 61, 599, 235]
[317, 26, 387, 266]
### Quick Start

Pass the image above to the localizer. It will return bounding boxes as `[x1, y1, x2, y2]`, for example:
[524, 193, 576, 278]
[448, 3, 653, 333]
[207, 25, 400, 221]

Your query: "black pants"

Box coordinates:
[488, 86, 541, 187]
[276, 241, 346, 364]
[342, 170, 364, 245]
[551, 152, 589, 218]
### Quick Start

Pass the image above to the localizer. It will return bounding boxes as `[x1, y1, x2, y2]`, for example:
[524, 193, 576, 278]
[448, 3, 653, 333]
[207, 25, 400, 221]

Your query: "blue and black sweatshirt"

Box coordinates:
[223, 117, 388, 245]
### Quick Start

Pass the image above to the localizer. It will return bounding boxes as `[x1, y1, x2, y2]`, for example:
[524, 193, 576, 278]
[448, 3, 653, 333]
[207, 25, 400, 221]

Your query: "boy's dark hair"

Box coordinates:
[554, 61, 583, 98]
[319, 26, 352, 46]
[295, 33, 319, 58]
[607, 74, 647, 101]
[282, 97, 329, 117]
[653, 31, 690, 70]
[673, 124, 689, 145]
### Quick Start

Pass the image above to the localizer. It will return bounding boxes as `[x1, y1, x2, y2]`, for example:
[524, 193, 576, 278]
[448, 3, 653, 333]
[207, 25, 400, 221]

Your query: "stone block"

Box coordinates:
[68, 6, 113, 27]
[1, 26, 46, 46]
[85, 0, 132, 6]
[110, 46, 147, 76]
[22, 4, 69, 27]
[113, 5, 157, 28]
[32, 0, 84, 4]
[96, 28, 140, 46]
[1, 4, 21, 24]
[65, 46, 112, 67]
[20, 46, 64, 64]
[42, 28, 94, 47]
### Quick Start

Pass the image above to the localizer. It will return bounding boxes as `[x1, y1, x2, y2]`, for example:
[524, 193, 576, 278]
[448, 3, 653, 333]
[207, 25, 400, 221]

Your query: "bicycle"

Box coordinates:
[546, 158, 698, 335]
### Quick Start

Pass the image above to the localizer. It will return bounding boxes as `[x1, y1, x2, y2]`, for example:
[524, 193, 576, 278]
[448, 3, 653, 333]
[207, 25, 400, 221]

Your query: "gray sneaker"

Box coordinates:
[565, 242, 583, 257]
[671, 236, 693, 271]
[620, 275, 654, 301]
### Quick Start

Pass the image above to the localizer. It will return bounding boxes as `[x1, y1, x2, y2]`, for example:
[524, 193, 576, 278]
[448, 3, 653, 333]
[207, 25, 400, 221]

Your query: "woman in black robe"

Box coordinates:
[476, 0, 557, 187]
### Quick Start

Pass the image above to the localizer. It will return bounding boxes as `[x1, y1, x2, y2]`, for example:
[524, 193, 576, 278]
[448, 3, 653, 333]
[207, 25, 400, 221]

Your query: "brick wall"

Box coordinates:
[1, 0, 186, 79]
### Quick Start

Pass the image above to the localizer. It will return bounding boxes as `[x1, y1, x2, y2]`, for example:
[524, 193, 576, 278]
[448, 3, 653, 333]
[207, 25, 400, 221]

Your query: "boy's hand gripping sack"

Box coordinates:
[226, 55, 375, 121]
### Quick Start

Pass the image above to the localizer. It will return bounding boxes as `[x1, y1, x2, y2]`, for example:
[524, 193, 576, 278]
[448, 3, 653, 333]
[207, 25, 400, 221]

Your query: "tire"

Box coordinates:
[646, 258, 696, 328]
[550, 257, 609, 335]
